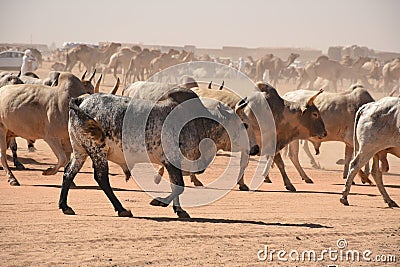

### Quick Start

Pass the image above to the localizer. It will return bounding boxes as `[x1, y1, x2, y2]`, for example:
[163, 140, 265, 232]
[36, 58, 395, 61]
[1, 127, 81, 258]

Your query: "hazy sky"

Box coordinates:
[1, 0, 399, 53]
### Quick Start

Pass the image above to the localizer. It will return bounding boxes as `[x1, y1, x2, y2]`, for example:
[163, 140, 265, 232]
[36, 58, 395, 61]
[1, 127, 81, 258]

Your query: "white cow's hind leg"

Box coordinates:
[371, 155, 399, 208]
[341, 152, 371, 205]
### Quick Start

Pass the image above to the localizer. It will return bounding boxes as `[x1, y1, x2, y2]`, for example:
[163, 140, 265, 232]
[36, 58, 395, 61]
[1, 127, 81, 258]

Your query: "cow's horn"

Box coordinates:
[94, 74, 102, 93]
[81, 70, 87, 81]
[109, 77, 120, 95]
[89, 69, 96, 82]
[208, 81, 212, 89]
[219, 81, 224, 90]
[235, 97, 248, 113]
[306, 88, 323, 106]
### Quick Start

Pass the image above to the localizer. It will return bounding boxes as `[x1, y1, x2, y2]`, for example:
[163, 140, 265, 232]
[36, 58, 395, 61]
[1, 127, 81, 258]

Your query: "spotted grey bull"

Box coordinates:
[60, 88, 250, 218]
[124, 81, 260, 191]
[341, 97, 400, 208]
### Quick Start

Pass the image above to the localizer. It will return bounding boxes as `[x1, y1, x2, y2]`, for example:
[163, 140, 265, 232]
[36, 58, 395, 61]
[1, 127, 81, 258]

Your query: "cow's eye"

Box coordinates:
[312, 112, 319, 118]
[243, 123, 249, 129]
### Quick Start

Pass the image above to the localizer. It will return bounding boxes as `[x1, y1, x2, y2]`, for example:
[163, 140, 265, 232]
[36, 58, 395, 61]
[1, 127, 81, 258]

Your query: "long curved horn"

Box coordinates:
[208, 81, 212, 89]
[306, 88, 324, 106]
[81, 70, 87, 81]
[88, 69, 96, 82]
[94, 74, 102, 93]
[17, 70, 21, 77]
[219, 81, 224, 90]
[235, 97, 248, 113]
[109, 77, 120, 95]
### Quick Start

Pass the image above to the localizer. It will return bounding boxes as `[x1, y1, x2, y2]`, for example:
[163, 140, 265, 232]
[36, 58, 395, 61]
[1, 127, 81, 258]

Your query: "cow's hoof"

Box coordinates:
[193, 180, 204, 187]
[177, 210, 191, 219]
[336, 159, 345, 165]
[264, 177, 272, 183]
[8, 178, 20, 186]
[70, 181, 77, 188]
[311, 163, 321, 169]
[118, 210, 133, 217]
[388, 201, 399, 208]
[28, 147, 36, 153]
[340, 197, 349, 206]
[42, 167, 58, 175]
[154, 174, 162, 184]
[285, 184, 297, 192]
[304, 179, 314, 184]
[62, 207, 75, 215]
[15, 163, 26, 170]
[150, 198, 169, 207]
[239, 184, 249, 191]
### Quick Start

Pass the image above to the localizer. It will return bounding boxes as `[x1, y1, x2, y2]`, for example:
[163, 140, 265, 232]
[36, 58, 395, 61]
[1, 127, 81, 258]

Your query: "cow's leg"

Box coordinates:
[274, 153, 296, 192]
[0, 131, 19, 186]
[262, 155, 274, 183]
[302, 140, 320, 169]
[288, 141, 313, 183]
[154, 166, 164, 184]
[42, 138, 68, 175]
[343, 145, 353, 179]
[27, 139, 35, 152]
[59, 153, 87, 215]
[340, 152, 371, 206]
[120, 164, 131, 182]
[237, 151, 250, 191]
[10, 138, 25, 170]
[371, 155, 398, 208]
[190, 174, 204, 187]
[91, 153, 132, 217]
[150, 162, 189, 218]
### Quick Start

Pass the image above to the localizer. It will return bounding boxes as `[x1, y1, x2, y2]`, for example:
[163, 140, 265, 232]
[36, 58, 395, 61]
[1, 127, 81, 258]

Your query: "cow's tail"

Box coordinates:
[353, 105, 366, 157]
[69, 97, 105, 144]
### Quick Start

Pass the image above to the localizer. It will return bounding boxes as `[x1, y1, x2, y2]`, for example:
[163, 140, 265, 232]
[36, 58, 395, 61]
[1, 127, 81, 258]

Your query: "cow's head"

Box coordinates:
[300, 89, 327, 139]
[234, 98, 259, 156]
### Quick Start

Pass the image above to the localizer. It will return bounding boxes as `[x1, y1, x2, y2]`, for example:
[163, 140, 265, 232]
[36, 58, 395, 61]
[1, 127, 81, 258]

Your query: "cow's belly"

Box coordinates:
[107, 139, 164, 166]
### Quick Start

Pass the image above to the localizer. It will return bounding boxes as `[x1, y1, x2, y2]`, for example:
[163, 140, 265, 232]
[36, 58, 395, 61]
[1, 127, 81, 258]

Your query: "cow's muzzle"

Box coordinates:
[318, 131, 328, 139]
[249, 145, 260, 156]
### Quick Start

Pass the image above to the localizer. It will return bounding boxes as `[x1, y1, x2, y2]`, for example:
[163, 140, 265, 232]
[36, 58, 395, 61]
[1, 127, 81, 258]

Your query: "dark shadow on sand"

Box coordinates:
[133, 216, 333, 228]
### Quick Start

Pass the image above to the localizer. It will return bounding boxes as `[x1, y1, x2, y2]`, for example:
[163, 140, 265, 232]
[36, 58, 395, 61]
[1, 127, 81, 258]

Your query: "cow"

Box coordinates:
[60, 88, 250, 218]
[282, 85, 375, 184]
[340, 97, 400, 208]
[7, 70, 104, 171]
[0, 72, 96, 186]
[246, 82, 327, 191]
[124, 81, 260, 191]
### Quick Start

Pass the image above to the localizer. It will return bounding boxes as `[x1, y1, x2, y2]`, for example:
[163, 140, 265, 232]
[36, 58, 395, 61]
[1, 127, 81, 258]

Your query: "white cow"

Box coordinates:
[340, 97, 400, 207]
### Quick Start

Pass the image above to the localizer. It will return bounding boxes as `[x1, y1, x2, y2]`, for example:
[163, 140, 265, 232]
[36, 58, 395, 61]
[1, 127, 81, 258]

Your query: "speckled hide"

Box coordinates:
[60, 90, 224, 218]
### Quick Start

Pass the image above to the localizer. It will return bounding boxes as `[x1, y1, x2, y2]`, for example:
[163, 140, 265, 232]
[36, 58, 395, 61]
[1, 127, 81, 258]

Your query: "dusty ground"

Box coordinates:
[0, 62, 399, 266]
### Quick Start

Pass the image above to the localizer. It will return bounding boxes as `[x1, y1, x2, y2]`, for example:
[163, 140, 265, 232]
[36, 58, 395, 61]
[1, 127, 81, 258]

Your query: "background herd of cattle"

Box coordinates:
[0, 42, 399, 218]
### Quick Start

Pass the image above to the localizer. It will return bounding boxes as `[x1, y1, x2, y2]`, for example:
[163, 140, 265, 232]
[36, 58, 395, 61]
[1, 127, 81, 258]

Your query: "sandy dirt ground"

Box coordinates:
[0, 62, 399, 266]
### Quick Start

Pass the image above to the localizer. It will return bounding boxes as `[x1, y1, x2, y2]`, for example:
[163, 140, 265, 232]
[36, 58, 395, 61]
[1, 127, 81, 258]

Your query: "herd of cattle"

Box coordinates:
[0, 67, 399, 218]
